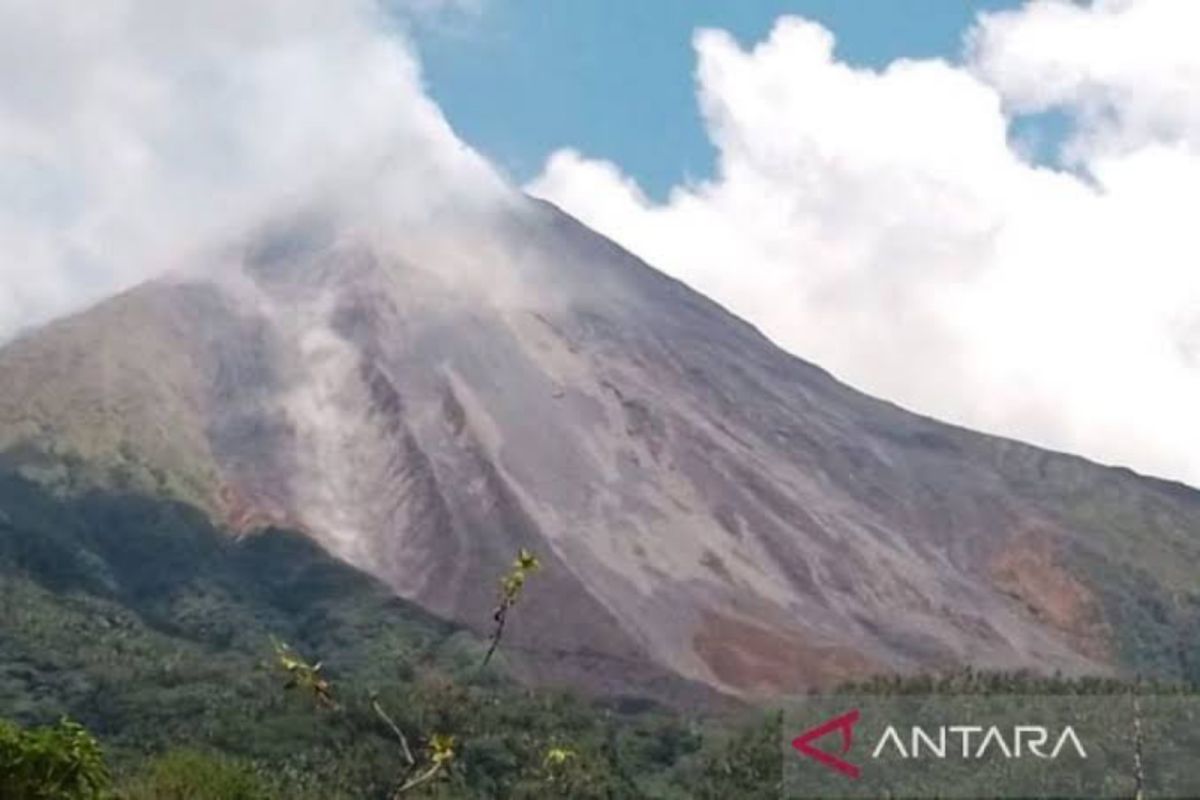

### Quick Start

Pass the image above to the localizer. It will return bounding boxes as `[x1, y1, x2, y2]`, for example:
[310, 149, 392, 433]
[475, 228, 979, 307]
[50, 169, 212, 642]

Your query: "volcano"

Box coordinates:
[1, 195, 1197, 703]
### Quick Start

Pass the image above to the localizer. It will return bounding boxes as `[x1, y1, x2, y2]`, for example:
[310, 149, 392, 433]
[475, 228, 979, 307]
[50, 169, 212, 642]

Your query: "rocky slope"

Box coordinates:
[1, 196, 1197, 702]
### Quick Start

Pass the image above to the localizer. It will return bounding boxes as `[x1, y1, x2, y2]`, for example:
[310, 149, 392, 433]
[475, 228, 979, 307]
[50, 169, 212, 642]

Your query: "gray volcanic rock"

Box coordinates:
[2, 196, 1198, 702]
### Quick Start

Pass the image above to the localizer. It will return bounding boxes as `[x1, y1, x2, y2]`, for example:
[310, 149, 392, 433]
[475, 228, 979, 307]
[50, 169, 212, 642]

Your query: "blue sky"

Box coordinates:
[414, 0, 1024, 199]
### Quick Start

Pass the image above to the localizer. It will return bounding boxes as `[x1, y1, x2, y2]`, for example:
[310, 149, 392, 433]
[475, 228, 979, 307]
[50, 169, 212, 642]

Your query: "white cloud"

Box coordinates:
[0, 0, 502, 340]
[528, 0, 1200, 487]
[970, 0, 1200, 159]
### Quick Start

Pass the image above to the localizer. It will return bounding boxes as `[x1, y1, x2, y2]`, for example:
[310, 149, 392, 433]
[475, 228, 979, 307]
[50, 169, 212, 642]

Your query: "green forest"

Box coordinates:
[0, 467, 781, 798]
[1, 467, 1195, 798]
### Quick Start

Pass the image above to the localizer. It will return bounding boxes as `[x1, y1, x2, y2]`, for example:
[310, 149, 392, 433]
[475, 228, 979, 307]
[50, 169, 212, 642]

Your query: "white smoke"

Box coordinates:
[0, 0, 504, 341]
[529, 0, 1200, 487]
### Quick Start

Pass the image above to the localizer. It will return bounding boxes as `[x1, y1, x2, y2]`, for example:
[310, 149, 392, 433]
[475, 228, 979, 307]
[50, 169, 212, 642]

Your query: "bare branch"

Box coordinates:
[372, 699, 415, 768]
[393, 761, 446, 798]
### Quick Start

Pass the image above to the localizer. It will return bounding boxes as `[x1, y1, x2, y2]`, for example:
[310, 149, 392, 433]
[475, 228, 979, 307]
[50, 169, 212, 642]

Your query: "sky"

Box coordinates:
[2, 0, 1200, 488]
[414, 0, 1027, 199]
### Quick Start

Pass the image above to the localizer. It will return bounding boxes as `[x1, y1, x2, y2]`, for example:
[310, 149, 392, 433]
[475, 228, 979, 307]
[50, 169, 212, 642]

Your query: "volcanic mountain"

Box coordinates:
[1, 195, 1197, 703]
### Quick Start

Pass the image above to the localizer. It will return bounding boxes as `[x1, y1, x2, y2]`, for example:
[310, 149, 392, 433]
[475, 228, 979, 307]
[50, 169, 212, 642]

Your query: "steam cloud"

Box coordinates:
[0, 0, 502, 340]
[529, 0, 1200, 487]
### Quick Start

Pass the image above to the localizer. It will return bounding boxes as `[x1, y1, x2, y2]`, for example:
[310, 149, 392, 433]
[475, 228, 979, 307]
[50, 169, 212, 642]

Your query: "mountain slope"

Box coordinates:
[1, 197, 1197, 700]
[0, 466, 472, 745]
[0, 467, 758, 798]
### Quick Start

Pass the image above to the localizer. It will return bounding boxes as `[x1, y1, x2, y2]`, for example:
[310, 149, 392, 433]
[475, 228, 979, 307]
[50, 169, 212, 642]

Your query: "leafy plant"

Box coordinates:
[482, 548, 541, 668]
[272, 639, 335, 709]
[0, 717, 111, 800]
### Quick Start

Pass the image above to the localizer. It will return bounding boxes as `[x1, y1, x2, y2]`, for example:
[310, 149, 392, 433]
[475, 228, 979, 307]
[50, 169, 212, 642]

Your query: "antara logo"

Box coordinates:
[791, 709, 863, 779]
[792, 709, 1088, 781]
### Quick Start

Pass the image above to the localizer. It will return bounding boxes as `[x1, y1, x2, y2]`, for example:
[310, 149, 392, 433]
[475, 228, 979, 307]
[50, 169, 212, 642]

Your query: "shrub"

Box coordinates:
[118, 750, 274, 800]
[0, 717, 111, 800]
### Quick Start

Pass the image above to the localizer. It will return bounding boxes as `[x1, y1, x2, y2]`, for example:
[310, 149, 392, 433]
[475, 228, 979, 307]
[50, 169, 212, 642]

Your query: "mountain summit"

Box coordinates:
[2, 196, 1197, 701]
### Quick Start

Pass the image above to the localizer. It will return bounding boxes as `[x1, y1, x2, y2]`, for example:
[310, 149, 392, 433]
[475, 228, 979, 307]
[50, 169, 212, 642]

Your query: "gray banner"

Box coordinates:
[782, 694, 1200, 798]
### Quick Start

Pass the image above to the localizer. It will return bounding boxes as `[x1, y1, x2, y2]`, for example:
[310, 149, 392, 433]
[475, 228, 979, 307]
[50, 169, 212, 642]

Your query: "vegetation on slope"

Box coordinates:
[0, 466, 777, 797]
[986, 442, 1200, 681]
[2, 462, 1195, 797]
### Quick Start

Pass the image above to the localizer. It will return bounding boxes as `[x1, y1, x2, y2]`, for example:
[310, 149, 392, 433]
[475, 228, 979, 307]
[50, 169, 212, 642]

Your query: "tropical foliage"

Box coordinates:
[0, 467, 770, 797]
[1, 465, 1195, 797]
[0, 717, 110, 800]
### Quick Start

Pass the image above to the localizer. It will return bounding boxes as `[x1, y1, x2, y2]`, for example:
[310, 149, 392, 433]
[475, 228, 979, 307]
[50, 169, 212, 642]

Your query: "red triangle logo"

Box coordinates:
[791, 708, 862, 780]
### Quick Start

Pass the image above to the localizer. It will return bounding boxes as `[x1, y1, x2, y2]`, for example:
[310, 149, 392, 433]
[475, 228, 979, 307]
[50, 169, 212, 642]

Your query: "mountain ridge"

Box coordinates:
[2, 196, 1197, 702]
